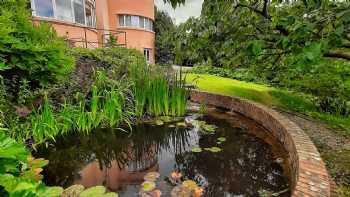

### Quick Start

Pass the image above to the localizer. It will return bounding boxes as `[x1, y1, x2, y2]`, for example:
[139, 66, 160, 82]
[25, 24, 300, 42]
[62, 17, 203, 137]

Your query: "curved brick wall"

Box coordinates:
[190, 90, 331, 197]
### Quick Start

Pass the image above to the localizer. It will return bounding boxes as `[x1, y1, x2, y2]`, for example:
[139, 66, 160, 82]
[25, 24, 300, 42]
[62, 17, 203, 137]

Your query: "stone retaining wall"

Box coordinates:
[190, 90, 331, 197]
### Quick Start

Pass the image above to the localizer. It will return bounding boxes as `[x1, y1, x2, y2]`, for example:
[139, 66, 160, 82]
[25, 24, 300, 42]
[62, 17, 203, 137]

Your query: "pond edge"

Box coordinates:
[190, 90, 331, 197]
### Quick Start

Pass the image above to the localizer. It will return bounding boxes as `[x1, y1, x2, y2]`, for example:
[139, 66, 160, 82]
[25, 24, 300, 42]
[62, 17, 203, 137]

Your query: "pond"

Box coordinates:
[34, 109, 290, 196]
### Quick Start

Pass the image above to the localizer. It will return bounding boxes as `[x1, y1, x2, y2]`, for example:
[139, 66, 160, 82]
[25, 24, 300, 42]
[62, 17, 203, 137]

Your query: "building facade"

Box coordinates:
[30, 0, 155, 63]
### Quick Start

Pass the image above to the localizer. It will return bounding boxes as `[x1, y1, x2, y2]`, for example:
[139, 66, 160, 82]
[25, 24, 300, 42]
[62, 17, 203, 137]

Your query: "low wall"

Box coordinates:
[190, 90, 331, 197]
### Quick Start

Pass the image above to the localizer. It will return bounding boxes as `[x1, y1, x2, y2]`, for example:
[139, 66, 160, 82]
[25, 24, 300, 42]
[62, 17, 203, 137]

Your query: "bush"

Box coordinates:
[191, 66, 260, 82]
[0, 0, 74, 93]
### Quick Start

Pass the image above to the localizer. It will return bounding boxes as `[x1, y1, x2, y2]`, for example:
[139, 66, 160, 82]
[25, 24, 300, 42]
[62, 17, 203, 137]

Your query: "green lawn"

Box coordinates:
[186, 74, 350, 135]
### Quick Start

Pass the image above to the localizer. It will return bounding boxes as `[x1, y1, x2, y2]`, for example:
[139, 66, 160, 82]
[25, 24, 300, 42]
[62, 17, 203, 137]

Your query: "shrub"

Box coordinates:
[0, 0, 74, 92]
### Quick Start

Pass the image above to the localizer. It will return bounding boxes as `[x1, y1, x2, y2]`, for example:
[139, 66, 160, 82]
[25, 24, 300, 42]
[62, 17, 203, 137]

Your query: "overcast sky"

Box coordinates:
[155, 0, 204, 25]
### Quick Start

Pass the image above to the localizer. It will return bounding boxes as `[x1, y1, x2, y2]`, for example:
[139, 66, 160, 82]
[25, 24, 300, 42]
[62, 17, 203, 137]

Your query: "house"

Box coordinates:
[30, 0, 155, 63]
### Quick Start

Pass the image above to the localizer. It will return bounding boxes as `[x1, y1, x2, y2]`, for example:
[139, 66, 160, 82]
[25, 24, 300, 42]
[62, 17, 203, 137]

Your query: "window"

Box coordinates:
[73, 0, 85, 24]
[119, 15, 154, 31]
[31, 0, 96, 27]
[139, 17, 144, 28]
[85, 0, 96, 27]
[131, 16, 139, 28]
[33, 0, 54, 17]
[56, 0, 73, 22]
[144, 48, 151, 63]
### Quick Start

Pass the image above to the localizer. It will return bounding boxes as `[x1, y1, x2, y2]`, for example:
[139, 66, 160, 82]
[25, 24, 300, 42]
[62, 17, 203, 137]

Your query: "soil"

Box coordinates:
[279, 110, 350, 196]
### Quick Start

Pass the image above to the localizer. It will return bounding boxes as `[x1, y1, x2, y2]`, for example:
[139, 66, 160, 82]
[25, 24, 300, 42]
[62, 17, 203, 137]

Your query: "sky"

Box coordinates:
[155, 0, 204, 25]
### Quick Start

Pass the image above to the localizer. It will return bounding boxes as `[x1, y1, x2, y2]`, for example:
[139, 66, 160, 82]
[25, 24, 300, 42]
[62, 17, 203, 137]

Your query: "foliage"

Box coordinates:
[0, 0, 74, 89]
[0, 131, 58, 197]
[173, 0, 350, 115]
[191, 66, 260, 82]
[186, 74, 350, 134]
[155, 8, 176, 65]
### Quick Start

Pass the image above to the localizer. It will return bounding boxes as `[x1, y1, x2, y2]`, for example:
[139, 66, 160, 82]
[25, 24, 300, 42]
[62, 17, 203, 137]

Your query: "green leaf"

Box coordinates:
[247, 41, 263, 56]
[61, 184, 85, 197]
[303, 43, 322, 62]
[205, 147, 222, 153]
[80, 186, 106, 197]
[0, 132, 28, 162]
[40, 186, 63, 197]
[191, 147, 202, 153]
[141, 181, 156, 192]
[217, 137, 226, 142]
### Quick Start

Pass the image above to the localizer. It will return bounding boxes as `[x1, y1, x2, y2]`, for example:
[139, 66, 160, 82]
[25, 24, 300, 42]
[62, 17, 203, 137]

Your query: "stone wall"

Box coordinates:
[190, 90, 331, 197]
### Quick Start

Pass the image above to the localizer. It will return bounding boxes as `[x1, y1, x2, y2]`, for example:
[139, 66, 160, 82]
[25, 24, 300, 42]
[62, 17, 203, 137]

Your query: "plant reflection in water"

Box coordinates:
[35, 110, 290, 196]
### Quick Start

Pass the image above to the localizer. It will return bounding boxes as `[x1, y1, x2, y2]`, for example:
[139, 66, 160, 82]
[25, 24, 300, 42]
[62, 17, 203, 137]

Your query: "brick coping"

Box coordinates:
[190, 90, 331, 197]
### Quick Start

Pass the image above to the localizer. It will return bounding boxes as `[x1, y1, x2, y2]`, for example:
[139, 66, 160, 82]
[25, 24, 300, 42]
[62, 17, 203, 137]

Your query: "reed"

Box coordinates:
[31, 95, 58, 143]
[131, 65, 188, 117]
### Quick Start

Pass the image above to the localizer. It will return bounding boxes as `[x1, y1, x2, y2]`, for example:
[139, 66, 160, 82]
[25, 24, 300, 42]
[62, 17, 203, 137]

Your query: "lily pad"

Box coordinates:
[61, 184, 85, 197]
[171, 186, 191, 197]
[176, 122, 186, 127]
[217, 137, 226, 142]
[141, 181, 156, 192]
[103, 192, 119, 197]
[168, 124, 175, 128]
[155, 120, 164, 126]
[160, 116, 172, 122]
[42, 186, 64, 197]
[182, 180, 198, 190]
[191, 147, 202, 153]
[144, 172, 160, 182]
[80, 186, 106, 197]
[205, 147, 222, 153]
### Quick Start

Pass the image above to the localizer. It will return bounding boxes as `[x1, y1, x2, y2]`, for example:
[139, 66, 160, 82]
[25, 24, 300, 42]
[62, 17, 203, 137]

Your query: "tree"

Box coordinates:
[155, 8, 176, 65]
[168, 0, 350, 114]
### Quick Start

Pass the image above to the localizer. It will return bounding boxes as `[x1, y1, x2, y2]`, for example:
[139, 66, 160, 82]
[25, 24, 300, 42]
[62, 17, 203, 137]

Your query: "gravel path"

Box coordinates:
[279, 110, 350, 196]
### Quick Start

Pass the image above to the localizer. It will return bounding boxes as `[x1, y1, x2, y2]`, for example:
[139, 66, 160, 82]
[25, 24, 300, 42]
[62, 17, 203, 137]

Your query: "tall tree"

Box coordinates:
[155, 8, 176, 64]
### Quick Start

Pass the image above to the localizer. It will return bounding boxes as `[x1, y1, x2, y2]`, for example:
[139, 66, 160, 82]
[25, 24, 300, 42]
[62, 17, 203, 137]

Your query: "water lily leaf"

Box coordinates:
[217, 141, 222, 145]
[144, 172, 160, 182]
[176, 122, 186, 127]
[41, 186, 64, 197]
[160, 116, 172, 122]
[207, 147, 222, 153]
[61, 184, 85, 197]
[171, 186, 191, 197]
[79, 186, 106, 197]
[103, 192, 119, 197]
[155, 120, 164, 126]
[191, 147, 202, 153]
[141, 181, 156, 192]
[217, 137, 226, 142]
[182, 180, 198, 190]
[192, 147, 202, 153]
[80, 186, 106, 197]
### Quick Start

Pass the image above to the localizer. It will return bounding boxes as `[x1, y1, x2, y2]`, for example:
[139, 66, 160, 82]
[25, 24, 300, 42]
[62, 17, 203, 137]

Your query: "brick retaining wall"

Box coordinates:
[190, 90, 331, 197]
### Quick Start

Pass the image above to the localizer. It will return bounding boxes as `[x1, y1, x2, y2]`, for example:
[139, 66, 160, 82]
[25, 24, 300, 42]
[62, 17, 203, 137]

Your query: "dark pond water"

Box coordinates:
[34, 109, 290, 196]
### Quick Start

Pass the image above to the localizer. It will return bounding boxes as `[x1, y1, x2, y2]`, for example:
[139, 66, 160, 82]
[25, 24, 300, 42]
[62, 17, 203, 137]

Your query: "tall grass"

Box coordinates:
[30, 84, 132, 143]
[31, 95, 59, 144]
[131, 64, 189, 117]
[29, 64, 189, 144]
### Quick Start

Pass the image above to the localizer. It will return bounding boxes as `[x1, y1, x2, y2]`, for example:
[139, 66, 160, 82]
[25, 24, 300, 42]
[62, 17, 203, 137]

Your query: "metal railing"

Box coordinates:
[32, 18, 127, 49]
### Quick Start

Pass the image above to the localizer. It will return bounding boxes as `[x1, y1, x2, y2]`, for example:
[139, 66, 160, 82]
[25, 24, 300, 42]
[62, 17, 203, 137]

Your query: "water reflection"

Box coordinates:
[35, 111, 290, 196]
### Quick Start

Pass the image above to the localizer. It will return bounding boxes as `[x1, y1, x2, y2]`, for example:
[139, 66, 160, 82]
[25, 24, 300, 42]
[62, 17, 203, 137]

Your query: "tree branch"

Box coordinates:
[324, 50, 350, 61]
[234, 3, 271, 20]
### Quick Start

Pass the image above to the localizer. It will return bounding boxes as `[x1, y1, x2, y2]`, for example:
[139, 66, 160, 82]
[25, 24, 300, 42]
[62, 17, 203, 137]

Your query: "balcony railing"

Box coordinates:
[32, 18, 127, 49]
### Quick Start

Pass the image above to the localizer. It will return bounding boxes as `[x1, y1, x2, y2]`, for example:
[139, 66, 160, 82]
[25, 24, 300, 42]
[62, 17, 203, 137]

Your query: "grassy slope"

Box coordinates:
[186, 74, 350, 135]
